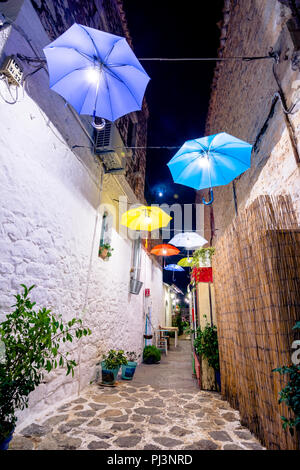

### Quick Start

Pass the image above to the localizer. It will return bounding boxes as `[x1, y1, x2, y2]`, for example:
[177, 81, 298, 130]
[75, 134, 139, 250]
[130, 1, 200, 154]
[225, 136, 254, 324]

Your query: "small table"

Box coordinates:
[159, 326, 179, 348]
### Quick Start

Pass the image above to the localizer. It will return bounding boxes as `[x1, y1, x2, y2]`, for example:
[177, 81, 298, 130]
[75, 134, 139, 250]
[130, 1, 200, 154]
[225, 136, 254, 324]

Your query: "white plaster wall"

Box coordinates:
[0, 1, 164, 426]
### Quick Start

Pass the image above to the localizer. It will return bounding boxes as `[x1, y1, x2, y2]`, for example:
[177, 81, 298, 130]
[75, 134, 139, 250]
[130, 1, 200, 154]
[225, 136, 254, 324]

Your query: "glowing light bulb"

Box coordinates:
[162, 249, 167, 255]
[188, 258, 192, 263]
[198, 155, 210, 168]
[144, 216, 152, 225]
[87, 68, 100, 84]
[158, 192, 163, 197]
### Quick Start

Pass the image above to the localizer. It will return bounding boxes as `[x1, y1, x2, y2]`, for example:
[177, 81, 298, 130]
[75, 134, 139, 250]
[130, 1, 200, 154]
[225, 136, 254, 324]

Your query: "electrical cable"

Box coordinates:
[0, 75, 18, 104]
[138, 55, 275, 62]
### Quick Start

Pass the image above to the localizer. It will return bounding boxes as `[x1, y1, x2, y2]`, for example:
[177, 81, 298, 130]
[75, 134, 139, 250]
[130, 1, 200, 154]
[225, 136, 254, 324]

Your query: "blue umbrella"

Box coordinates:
[43, 23, 150, 123]
[164, 264, 184, 281]
[167, 132, 252, 205]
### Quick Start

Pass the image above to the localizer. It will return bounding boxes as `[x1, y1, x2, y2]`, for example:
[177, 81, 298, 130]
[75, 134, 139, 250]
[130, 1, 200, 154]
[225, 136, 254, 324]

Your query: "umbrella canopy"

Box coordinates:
[150, 244, 180, 256]
[121, 206, 172, 232]
[177, 257, 193, 267]
[164, 264, 184, 272]
[169, 232, 207, 249]
[43, 23, 150, 122]
[167, 132, 252, 204]
[164, 263, 184, 282]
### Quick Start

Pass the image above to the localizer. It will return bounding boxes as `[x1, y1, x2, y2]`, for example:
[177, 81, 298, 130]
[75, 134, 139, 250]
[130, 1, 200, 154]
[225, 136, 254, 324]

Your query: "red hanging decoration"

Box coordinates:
[192, 267, 213, 283]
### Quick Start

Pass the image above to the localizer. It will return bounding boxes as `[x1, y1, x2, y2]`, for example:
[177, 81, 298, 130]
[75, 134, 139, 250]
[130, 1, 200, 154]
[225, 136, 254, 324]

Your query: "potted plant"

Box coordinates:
[0, 284, 91, 450]
[98, 243, 114, 260]
[143, 345, 161, 364]
[121, 351, 140, 380]
[191, 247, 215, 267]
[143, 334, 153, 340]
[101, 349, 128, 385]
[272, 321, 300, 439]
[194, 317, 220, 390]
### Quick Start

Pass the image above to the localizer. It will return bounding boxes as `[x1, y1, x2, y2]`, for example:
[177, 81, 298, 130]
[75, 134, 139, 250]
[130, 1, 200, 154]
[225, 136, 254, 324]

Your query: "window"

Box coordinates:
[99, 210, 112, 246]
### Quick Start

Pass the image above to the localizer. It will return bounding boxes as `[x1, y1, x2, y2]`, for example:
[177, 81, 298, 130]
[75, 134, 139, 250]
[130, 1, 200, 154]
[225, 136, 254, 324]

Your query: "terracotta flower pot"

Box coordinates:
[99, 248, 108, 260]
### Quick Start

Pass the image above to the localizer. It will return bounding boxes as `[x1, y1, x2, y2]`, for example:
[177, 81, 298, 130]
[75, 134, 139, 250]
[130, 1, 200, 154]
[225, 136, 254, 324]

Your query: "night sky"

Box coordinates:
[123, 1, 224, 291]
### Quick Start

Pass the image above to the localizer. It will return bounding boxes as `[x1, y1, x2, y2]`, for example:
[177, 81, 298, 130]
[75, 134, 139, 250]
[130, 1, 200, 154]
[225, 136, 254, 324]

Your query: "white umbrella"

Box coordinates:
[169, 232, 207, 250]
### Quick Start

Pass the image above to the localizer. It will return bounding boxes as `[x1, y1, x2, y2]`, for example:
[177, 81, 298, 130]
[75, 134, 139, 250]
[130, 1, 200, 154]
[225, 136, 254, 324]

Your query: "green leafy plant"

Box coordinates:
[191, 247, 215, 267]
[173, 313, 185, 336]
[0, 284, 91, 442]
[143, 345, 161, 364]
[102, 349, 128, 370]
[194, 316, 219, 371]
[272, 322, 300, 436]
[98, 243, 114, 259]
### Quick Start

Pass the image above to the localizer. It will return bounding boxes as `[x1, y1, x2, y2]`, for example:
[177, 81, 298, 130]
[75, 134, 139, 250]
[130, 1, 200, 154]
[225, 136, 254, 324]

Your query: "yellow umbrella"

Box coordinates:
[121, 205, 172, 248]
[177, 257, 193, 268]
[121, 205, 171, 231]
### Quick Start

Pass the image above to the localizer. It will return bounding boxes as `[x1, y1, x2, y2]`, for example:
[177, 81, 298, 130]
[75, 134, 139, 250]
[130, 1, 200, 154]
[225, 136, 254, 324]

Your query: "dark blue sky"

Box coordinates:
[123, 1, 224, 289]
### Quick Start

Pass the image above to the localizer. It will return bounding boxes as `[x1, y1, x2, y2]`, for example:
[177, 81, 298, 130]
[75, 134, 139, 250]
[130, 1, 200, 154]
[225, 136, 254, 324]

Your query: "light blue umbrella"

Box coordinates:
[43, 23, 150, 123]
[167, 132, 252, 205]
[164, 264, 184, 281]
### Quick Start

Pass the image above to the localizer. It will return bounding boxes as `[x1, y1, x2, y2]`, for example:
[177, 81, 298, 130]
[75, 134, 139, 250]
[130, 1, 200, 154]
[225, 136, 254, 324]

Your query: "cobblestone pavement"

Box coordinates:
[10, 339, 265, 450]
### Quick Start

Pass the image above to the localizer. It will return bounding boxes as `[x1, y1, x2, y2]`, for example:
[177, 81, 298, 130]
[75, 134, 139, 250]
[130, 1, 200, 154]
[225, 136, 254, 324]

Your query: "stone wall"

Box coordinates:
[202, 0, 300, 241]
[0, 0, 163, 427]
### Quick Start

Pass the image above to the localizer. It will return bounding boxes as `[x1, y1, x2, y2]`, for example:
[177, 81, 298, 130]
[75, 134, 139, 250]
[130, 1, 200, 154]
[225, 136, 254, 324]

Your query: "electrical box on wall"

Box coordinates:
[0, 56, 23, 86]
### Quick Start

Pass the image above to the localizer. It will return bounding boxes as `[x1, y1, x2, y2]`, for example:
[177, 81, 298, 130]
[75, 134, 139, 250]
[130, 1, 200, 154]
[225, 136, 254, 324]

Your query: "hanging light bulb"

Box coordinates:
[86, 67, 100, 84]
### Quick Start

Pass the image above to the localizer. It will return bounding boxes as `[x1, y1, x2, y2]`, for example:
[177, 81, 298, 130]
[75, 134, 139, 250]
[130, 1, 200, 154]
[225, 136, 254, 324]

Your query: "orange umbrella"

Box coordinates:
[150, 244, 180, 256]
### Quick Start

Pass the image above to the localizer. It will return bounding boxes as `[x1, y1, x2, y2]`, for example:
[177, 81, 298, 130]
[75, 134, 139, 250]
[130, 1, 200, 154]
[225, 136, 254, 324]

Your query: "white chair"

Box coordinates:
[155, 329, 168, 355]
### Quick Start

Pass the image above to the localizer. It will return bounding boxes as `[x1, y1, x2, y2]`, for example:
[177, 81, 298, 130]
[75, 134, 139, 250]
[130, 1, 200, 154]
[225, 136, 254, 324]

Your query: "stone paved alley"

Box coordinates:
[9, 339, 264, 451]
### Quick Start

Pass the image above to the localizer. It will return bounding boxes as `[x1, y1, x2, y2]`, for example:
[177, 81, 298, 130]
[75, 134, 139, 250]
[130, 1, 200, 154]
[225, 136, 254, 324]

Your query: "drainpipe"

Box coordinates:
[132, 235, 142, 282]
[130, 235, 143, 294]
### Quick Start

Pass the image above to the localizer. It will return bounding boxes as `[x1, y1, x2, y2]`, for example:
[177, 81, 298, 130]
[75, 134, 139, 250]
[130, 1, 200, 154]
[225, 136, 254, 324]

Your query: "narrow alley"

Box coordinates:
[0, 0, 299, 456]
[9, 338, 264, 451]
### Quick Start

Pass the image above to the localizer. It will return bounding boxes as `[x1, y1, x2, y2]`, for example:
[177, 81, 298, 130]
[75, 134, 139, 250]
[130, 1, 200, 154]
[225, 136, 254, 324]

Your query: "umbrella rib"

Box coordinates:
[78, 79, 95, 115]
[49, 65, 95, 88]
[46, 45, 94, 63]
[78, 24, 102, 62]
[168, 146, 207, 163]
[104, 40, 120, 63]
[210, 148, 251, 167]
[104, 67, 142, 108]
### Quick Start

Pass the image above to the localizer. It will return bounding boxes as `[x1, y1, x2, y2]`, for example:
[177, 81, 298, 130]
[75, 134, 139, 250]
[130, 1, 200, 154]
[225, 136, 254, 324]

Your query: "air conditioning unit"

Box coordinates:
[94, 122, 129, 174]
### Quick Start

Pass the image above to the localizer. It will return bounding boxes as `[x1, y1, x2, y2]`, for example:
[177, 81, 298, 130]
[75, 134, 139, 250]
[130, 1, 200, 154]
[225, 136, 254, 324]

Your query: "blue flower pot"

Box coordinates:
[121, 361, 137, 380]
[0, 430, 14, 450]
[101, 361, 120, 385]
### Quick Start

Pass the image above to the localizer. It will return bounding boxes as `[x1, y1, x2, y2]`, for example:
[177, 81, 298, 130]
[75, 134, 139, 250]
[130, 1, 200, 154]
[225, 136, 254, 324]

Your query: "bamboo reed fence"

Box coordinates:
[212, 195, 300, 450]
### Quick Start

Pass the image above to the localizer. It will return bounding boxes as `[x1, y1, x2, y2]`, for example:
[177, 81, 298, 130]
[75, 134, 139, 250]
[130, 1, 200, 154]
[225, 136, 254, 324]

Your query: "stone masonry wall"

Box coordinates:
[203, 0, 300, 240]
[0, 0, 163, 427]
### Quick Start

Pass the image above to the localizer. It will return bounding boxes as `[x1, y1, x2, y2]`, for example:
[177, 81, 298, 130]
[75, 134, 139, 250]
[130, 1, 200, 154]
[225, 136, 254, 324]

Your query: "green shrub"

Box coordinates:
[143, 345, 161, 364]
[0, 284, 91, 442]
[272, 322, 300, 436]
[194, 317, 219, 371]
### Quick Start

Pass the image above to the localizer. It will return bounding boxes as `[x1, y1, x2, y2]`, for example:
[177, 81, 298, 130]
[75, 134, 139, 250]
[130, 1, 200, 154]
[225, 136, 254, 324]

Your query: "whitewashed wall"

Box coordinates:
[0, 1, 164, 426]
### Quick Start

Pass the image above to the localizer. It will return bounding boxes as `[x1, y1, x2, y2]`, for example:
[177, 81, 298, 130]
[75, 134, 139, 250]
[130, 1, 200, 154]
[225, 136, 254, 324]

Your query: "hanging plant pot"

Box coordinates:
[144, 334, 153, 339]
[99, 248, 108, 260]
